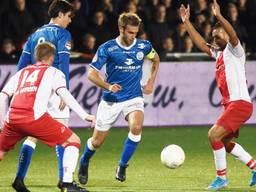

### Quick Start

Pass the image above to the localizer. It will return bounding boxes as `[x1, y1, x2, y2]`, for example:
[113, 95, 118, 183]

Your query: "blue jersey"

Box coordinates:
[17, 23, 71, 88]
[90, 38, 153, 102]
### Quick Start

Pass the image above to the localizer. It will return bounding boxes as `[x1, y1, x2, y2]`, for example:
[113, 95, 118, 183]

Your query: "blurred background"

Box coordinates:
[0, 0, 255, 63]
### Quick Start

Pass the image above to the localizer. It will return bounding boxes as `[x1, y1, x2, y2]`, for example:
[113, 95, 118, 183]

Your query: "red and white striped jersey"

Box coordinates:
[210, 41, 251, 105]
[1, 63, 66, 124]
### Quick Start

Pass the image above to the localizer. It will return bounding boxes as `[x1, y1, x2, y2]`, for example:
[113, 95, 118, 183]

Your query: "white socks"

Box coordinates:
[62, 146, 79, 183]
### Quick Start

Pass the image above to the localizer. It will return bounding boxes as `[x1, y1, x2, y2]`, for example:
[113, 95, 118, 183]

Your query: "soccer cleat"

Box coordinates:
[115, 164, 128, 182]
[61, 181, 88, 192]
[57, 180, 63, 189]
[206, 177, 228, 191]
[12, 177, 30, 192]
[249, 171, 256, 186]
[78, 164, 89, 185]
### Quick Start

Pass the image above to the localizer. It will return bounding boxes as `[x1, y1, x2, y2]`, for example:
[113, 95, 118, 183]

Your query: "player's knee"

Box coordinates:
[68, 133, 81, 145]
[0, 151, 5, 161]
[26, 137, 38, 143]
[130, 124, 142, 135]
[208, 127, 220, 142]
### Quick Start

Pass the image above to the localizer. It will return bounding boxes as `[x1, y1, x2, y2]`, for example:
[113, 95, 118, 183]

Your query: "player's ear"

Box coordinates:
[58, 12, 63, 18]
[119, 26, 124, 34]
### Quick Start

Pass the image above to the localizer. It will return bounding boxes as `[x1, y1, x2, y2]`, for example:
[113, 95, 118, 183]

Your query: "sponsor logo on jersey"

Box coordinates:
[124, 58, 134, 65]
[65, 41, 71, 50]
[138, 43, 145, 49]
[136, 52, 144, 60]
[108, 45, 119, 52]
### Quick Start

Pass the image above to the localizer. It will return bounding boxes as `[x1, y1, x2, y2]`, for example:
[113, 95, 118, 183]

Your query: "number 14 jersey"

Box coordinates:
[2, 63, 66, 124]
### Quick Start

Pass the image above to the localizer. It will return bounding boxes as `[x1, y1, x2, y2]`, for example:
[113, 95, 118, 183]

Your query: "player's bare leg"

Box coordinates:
[78, 129, 109, 185]
[0, 150, 6, 161]
[116, 110, 144, 182]
[207, 125, 230, 190]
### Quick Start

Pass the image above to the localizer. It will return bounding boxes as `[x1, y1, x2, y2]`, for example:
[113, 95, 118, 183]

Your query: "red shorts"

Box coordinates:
[216, 100, 253, 138]
[0, 113, 73, 152]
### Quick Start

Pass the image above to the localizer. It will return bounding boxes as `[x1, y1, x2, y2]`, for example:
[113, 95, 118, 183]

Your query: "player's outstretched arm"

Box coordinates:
[88, 67, 122, 93]
[57, 88, 96, 126]
[143, 51, 160, 95]
[179, 4, 210, 55]
[212, 0, 238, 46]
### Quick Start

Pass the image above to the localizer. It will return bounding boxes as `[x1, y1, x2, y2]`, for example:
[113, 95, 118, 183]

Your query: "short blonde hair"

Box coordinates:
[118, 12, 141, 28]
[35, 42, 56, 61]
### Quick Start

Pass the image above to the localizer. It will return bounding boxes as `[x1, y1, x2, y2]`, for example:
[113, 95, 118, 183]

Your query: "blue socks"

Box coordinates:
[55, 145, 64, 181]
[80, 141, 95, 166]
[16, 142, 36, 180]
[119, 137, 139, 167]
[16, 142, 65, 181]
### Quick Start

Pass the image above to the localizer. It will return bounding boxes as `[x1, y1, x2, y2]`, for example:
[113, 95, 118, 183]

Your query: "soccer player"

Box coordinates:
[78, 12, 160, 185]
[14, 0, 74, 190]
[0, 42, 94, 192]
[180, 0, 255, 190]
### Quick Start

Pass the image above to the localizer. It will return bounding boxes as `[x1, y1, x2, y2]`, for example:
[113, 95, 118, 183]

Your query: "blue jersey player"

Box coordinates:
[78, 12, 160, 185]
[12, 1, 74, 191]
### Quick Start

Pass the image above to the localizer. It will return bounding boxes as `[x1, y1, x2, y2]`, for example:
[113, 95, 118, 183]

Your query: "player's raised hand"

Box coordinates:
[142, 81, 154, 95]
[179, 4, 190, 23]
[109, 83, 122, 93]
[59, 99, 66, 111]
[85, 114, 96, 128]
[212, 0, 221, 18]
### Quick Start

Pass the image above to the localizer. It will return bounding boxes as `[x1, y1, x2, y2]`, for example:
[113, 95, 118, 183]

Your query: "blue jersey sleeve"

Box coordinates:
[143, 40, 153, 55]
[17, 39, 32, 71]
[90, 45, 108, 71]
[57, 31, 71, 89]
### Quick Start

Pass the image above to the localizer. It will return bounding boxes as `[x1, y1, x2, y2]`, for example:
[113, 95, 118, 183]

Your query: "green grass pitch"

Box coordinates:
[1, 126, 256, 192]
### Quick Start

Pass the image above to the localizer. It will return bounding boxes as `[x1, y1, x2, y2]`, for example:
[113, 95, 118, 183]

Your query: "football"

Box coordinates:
[160, 144, 185, 169]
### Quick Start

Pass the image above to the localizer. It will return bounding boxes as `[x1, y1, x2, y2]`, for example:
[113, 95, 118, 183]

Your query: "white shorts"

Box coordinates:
[95, 97, 144, 131]
[47, 93, 70, 119]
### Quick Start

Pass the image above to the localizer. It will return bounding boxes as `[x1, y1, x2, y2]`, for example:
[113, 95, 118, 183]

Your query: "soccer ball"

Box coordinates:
[160, 144, 185, 169]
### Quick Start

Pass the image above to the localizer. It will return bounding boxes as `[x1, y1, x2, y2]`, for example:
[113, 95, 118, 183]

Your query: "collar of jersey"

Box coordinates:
[115, 37, 137, 50]
[48, 22, 61, 27]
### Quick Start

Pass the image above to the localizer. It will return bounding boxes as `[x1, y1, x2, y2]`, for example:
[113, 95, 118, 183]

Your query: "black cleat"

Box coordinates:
[61, 181, 88, 192]
[115, 164, 128, 182]
[78, 164, 89, 185]
[57, 180, 63, 189]
[12, 178, 30, 192]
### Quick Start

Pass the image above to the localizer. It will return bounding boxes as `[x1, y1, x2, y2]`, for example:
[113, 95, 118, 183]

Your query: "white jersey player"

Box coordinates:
[0, 42, 94, 192]
[179, 1, 255, 191]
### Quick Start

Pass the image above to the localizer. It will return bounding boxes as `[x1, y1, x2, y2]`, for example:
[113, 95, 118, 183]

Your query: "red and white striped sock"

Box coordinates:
[228, 142, 256, 170]
[247, 159, 256, 170]
[211, 141, 227, 179]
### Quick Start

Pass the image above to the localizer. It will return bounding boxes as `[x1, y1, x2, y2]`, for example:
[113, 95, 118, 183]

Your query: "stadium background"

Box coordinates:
[1, 0, 256, 191]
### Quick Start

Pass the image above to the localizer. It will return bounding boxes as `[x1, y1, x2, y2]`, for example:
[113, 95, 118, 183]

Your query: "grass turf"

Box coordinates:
[0, 126, 256, 192]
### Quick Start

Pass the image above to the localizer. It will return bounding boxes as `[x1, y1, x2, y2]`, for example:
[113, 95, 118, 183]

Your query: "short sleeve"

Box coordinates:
[52, 69, 67, 93]
[1, 72, 20, 97]
[90, 45, 108, 71]
[227, 41, 244, 57]
[57, 31, 71, 55]
[22, 37, 32, 54]
[143, 40, 153, 56]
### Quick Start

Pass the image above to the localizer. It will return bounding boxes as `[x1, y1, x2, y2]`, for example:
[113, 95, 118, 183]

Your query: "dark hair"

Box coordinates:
[35, 42, 56, 61]
[48, 0, 74, 18]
